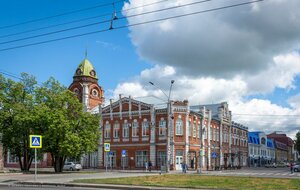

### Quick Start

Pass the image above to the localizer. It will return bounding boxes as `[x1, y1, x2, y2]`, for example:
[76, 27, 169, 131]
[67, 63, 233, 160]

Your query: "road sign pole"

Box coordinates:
[110, 155, 112, 172]
[34, 148, 37, 181]
[105, 152, 107, 172]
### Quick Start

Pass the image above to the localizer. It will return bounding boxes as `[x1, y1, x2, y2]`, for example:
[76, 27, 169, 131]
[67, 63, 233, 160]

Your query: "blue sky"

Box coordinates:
[0, 0, 149, 93]
[1, 0, 300, 138]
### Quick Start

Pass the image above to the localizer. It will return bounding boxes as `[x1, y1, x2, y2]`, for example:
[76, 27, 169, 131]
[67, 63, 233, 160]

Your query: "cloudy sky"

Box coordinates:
[0, 0, 299, 138]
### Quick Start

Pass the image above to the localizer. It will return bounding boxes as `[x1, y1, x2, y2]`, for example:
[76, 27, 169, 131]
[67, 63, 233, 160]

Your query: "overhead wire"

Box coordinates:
[0, 70, 22, 80]
[0, 0, 213, 45]
[0, 0, 264, 52]
[0, 0, 125, 30]
[0, 0, 171, 39]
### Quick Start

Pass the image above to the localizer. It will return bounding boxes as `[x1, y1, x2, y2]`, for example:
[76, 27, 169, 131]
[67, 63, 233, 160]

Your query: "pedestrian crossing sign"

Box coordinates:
[104, 143, 110, 152]
[29, 135, 42, 148]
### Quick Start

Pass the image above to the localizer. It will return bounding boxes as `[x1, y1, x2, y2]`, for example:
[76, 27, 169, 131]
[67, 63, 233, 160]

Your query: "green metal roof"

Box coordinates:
[74, 58, 98, 79]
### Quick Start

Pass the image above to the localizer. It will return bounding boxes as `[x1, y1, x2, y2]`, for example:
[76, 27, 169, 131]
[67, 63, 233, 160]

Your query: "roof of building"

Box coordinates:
[274, 140, 288, 150]
[248, 132, 260, 144]
[190, 103, 220, 118]
[74, 58, 98, 79]
[267, 139, 275, 148]
[232, 121, 248, 130]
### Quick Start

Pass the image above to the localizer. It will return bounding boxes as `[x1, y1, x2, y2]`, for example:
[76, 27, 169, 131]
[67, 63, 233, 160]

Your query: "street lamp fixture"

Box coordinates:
[149, 80, 175, 172]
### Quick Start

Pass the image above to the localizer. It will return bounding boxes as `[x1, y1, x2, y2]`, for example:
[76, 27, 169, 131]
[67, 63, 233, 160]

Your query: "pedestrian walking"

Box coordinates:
[290, 162, 294, 174]
[148, 161, 152, 172]
[181, 162, 187, 173]
[145, 161, 148, 172]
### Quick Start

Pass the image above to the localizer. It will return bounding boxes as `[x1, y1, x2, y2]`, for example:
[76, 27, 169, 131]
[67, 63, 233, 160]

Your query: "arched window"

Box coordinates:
[176, 116, 183, 135]
[122, 120, 129, 138]
[132, 119, 139, 137]
[142, 119, 149, 136]
[113, 121, 120, 138]
[159, 118, 166, 136]
[104, 121, 111, 138]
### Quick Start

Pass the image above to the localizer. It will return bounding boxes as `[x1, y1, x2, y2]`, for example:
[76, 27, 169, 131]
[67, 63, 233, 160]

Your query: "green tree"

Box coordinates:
[0, 74, 100, 173]
[0, 73, 38, 171]
[35, 78, 100, 172]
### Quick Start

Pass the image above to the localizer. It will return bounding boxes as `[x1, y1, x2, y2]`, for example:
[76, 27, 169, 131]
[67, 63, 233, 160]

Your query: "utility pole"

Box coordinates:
[198, 106, 205, 174]
[149, 80, 174, 172]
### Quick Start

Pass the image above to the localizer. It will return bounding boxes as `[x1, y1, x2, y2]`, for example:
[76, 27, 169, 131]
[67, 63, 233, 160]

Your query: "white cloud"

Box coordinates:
[124, 0, 300, 78]
[114, 0, 300, 139]
[246, 52, 300, 94]
[288, 93, 300, 109]
[231, 99, 300, 139]
[109, 63, 300, 139]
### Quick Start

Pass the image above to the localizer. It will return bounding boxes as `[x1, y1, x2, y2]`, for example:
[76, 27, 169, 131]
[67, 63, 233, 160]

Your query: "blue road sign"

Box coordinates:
[29, 135, 42, 148]
[121, 150, 126, 157]
[211, 152, 217, 158]
[109, 151, 113, 155]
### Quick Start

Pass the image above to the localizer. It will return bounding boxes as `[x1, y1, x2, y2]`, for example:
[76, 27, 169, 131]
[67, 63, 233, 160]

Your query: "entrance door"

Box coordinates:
[175, 156, 183, 170]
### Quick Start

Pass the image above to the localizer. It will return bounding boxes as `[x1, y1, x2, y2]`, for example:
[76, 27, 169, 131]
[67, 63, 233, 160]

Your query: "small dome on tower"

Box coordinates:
[74, 58, 98, 79]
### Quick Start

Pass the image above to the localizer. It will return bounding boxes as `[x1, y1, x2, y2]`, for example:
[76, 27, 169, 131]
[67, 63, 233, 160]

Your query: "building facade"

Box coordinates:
[95, 97, 248, 170]
[267, 132, 295, 162]
[248, 132, 276, 167]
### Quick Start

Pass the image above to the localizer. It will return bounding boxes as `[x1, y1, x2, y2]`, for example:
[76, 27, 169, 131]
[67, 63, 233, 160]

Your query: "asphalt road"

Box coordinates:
[0, 167, 298, 190]
[0, 186, 118, 190]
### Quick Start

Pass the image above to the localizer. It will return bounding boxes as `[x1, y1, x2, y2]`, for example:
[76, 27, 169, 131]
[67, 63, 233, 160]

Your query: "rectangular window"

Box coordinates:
[142, 121, 149, 136]
[188, 121, 192, 137]
[104, 123, 111, 138]
[132, 121, 139, 137]
[7, 150, 18, 163]
[121, 151, 128, 168]
[193, 122, 196, 137]
[159, 120, 166, 136]
[176, 119, 183, 135]
[157, 151, 166, 166]
[135, 151, 148, 167]
[113, 122, 120, 138]
[122, 123, 129, 138]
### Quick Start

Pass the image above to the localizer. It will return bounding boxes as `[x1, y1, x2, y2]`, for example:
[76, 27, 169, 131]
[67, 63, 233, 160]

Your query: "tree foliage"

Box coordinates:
[35, 77, 100, 172]
[0, 73, 38, 171]
[0, 74, 100, 172]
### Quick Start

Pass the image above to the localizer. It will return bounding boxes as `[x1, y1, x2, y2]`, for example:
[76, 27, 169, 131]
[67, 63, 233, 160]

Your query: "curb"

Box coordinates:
[15, 181, 213, 190]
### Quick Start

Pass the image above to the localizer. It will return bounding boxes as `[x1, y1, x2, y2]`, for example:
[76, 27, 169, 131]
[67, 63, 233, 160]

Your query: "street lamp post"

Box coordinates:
[149, 80, 175, 173]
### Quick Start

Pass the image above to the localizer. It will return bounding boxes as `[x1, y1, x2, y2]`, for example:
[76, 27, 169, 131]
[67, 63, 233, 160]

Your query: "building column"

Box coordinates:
[150, 106, 156, 166]
[207, 110, 212, 170]
[98, 104, 104, 168]
[185, 103, 190, 165]
[82, 83, 89, 111]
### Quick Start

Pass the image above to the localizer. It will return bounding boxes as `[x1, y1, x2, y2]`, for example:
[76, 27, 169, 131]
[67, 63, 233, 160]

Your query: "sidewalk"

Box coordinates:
[0, 168, 217, 189]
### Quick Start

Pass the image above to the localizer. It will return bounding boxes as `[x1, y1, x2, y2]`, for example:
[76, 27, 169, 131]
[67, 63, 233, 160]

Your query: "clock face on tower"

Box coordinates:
[73, 88, 80, 95]
[76, 69, 82, 75]
[92, 89, 98, 97]
[90, 70, 96, 77]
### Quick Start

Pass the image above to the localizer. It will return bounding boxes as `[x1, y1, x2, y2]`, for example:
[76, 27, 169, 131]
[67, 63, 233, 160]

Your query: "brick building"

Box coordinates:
[267, 132, 295, 162]
[95, 97, 248, 170]
[68, 56, 104, 168]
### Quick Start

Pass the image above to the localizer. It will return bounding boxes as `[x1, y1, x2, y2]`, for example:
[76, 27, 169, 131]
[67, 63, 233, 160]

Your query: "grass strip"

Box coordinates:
[73, 174, 300, 190]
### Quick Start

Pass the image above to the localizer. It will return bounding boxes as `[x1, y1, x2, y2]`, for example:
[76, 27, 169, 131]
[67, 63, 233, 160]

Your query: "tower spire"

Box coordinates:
[85, 48, 88, 59]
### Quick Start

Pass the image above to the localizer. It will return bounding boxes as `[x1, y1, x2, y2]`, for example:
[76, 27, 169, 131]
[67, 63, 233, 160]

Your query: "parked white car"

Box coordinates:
[63, 162, 82, 171]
